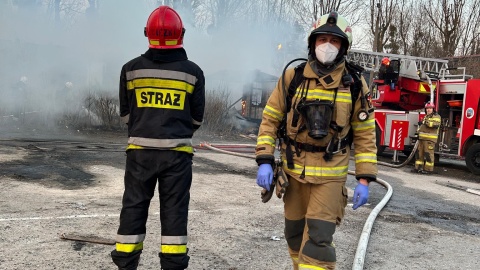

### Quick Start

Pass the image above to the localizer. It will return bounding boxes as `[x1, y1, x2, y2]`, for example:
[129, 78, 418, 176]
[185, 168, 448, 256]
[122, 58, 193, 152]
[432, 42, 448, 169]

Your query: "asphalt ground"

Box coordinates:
[0, 128, 479, 269]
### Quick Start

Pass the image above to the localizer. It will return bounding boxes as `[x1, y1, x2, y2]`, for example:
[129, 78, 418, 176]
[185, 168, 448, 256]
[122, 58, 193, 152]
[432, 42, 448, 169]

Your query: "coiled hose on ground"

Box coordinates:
[196, 141, 411, 269]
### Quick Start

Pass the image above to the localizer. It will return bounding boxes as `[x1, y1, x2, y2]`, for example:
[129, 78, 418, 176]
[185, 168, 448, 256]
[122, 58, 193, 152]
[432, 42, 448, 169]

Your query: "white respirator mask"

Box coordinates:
[315, 43, 339, 64]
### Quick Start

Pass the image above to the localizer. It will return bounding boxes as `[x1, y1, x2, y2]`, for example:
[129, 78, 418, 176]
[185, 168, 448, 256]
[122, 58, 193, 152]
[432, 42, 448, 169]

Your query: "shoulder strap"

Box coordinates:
[345, 60, 364, 103]
[286, 61, 307, 112]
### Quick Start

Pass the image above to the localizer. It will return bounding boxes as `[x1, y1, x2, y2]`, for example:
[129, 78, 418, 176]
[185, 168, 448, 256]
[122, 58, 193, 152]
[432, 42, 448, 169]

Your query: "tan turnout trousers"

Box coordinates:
[283, 176, 348, 270]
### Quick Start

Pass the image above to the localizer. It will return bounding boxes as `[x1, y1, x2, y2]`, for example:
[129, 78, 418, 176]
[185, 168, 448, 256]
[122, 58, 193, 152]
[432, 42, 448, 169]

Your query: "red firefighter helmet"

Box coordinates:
[425, 102, 435, 109]
[382, 57, 390, 65]
[144, 6, 185, 49]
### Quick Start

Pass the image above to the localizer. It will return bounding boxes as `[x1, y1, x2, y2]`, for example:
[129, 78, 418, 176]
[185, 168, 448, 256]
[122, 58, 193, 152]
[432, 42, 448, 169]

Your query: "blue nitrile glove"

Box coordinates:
[352, 182, 369, 210]
[256, 164, 274, 191]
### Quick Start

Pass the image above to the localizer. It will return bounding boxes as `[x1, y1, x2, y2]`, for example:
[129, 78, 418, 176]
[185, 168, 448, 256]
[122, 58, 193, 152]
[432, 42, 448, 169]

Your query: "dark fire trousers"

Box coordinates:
[111, 149, 192, 270]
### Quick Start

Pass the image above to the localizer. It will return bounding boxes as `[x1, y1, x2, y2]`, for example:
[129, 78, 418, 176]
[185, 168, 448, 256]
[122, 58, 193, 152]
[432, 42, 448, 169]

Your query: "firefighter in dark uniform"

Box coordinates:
[413, 102, 441, 174]
[111, 6, 205, 270]
[255, 11, 377, 270]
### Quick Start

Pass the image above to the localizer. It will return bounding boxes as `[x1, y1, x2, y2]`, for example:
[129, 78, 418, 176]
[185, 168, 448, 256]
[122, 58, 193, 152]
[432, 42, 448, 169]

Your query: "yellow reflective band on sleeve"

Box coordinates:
[284, 163, 348, 177]
[419, 133, 438, 139]
[257, 136, 276, 147]
[127, 78, 194, 94]
[351, 119, 375, 131]
[263, 105, 284, 121]
[355, 153, 377, 163]
[136, 88, 186, 110]
[299, 264, 326, 270]
[160, 244, 187, 254]
[116, 242, 143, 253]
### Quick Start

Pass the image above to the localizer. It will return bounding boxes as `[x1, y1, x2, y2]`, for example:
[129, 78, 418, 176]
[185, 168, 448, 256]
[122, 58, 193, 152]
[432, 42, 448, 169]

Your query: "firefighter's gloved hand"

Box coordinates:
[352, 183, 369, 210]
[256, 164, 273, 191]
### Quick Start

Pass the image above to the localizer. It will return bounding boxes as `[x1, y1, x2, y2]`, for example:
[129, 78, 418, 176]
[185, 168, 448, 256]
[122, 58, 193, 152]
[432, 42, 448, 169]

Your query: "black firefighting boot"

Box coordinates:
[111, 250, 141, 270]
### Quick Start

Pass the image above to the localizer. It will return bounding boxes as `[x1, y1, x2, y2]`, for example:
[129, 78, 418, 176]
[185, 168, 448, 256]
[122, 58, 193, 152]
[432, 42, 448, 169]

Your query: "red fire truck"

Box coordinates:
[348, 49, 480, 175]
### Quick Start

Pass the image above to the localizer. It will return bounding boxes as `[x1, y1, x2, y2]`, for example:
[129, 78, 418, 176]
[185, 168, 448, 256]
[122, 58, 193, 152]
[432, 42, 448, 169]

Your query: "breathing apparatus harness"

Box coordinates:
[277, 58, 371, 176]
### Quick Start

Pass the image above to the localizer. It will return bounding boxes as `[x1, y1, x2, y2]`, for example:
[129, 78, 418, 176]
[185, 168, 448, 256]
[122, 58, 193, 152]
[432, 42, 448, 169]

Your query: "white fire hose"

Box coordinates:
[196, 141, 399, 269]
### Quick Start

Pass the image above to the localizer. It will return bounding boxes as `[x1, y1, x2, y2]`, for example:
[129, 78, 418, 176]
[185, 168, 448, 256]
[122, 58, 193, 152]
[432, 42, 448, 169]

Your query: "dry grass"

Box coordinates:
[2, 86, 244, 135]
[58, 90, 121, 130]
[199, 88, 236, 134]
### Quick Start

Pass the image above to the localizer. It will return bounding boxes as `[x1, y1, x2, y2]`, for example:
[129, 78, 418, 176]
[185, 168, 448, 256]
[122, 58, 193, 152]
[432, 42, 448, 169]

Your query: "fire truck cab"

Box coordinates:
[348, 49, 480, 175]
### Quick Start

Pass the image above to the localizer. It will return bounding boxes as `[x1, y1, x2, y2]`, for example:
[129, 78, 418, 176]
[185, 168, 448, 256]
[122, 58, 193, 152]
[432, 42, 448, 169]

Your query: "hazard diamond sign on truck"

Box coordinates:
[389, 120, 409, 150]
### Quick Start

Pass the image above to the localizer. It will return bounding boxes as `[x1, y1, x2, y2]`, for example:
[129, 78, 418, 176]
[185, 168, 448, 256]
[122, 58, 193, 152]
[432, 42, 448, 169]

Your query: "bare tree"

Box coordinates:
[43, 0, 88, 28]
[369, 0, 398, 52]
[422, 0, 466, 57]
[457, 0, 480, 56]
[288, 0, 367, 30]
[389, 0, 414, 54]
[195, 0, 249, 32]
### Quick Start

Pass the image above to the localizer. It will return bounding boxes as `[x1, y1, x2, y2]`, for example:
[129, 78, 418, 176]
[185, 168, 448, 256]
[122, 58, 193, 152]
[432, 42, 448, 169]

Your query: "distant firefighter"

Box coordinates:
[413, 102, 441, 174]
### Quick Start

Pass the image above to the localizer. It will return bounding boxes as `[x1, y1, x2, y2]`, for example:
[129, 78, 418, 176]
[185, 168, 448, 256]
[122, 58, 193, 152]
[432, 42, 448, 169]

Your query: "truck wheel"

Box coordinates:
[465, 143, 480, 175]
[376, 124, 386, 155]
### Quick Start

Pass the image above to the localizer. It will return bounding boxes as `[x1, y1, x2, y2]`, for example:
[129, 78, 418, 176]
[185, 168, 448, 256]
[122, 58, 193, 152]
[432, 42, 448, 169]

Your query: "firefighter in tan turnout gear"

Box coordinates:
[111, 6, 205, 270]
[413, 102, 441, 174]
[255, 11, 377, 270]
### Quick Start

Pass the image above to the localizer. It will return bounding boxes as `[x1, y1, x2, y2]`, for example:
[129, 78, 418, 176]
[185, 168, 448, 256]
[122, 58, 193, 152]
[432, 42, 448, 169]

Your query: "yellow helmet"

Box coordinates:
[308, 11, 352, 55]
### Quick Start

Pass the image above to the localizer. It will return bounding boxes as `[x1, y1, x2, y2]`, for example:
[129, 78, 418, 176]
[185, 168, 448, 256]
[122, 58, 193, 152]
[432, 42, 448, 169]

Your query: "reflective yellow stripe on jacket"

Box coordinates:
[126, 137, 193, 153]
[294, 88, 352, 104]
[427, 118, 441, 128]
[126, 69, 198, 87]
[126, 144, 193, 154]
[127, 78, 194, 94]
[284, 163, 348, 177]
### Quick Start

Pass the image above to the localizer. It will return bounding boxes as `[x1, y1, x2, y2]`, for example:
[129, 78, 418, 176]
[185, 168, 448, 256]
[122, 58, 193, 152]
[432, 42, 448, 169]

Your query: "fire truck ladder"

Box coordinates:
[347, 49, 450, 81]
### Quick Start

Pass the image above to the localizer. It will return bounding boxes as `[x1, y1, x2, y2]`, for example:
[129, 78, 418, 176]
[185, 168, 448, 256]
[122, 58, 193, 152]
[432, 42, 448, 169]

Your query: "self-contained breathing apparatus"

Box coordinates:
[277, 58, 373, 171]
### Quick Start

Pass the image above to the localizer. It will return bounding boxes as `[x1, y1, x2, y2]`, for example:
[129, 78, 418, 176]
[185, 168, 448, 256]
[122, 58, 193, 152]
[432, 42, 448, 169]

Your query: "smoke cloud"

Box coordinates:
[0, 0, 304, 134]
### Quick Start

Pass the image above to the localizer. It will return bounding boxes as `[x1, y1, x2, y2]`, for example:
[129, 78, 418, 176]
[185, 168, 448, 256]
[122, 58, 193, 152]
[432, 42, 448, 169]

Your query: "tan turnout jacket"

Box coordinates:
[256, 61, 377, 183]
[418, 113, 441, 143]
